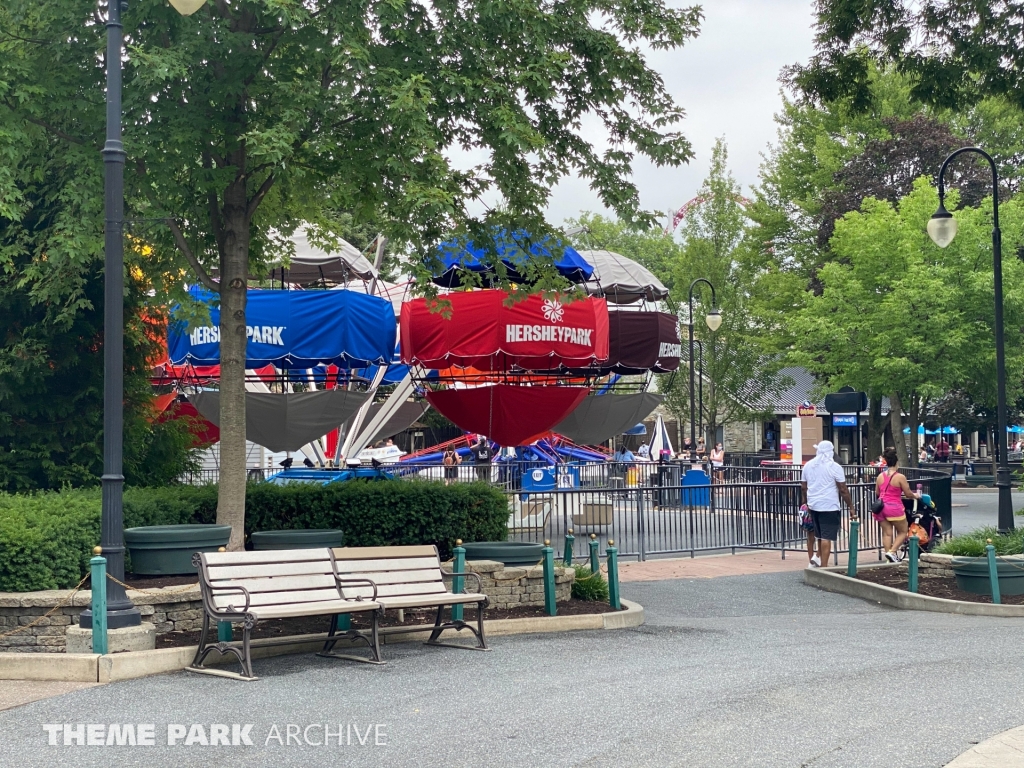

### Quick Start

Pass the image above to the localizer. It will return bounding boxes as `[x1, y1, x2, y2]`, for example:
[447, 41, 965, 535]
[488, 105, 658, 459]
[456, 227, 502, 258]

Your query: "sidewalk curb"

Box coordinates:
[0, 600, 643, 683]
[945, 724, 1024, 767]
[804, 565, 1024, 616]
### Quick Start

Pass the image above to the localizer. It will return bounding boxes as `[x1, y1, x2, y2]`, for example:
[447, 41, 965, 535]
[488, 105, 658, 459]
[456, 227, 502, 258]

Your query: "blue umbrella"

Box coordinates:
[430, 229, 594, 287]
[624, 423, 647, 435]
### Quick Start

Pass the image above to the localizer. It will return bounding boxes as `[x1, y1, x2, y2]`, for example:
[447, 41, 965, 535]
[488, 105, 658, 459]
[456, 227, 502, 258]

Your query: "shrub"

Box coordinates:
[934, 527, 1024, 557]
[571, 564, 609, 602]
[0, 480, 508, 591]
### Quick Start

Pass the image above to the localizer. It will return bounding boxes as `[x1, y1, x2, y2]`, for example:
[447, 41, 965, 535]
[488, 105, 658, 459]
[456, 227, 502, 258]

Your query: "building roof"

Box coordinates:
[749, 367, 890, 417]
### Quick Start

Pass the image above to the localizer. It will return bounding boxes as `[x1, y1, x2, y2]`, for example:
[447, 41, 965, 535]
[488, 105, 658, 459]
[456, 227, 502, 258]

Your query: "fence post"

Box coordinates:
[606, 540, 621, 610]
[542, 540, 556, 616]
[637, 487, 647, 562]
[987, 540, 1001, 605]
[846, 519, 859, 577]
[90, 547, 108, 656]
[589, 533, 599, 574]
[563, 529, 575, 567]
[908, 534, 919, 593]
[452, 539, 466, 622]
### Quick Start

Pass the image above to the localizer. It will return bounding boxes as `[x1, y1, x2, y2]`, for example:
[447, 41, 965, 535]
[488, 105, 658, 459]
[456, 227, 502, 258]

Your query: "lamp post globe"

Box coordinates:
[927, 204, 958, 248]
[705, 308, 723, 332]
[169, 0, 208, 15]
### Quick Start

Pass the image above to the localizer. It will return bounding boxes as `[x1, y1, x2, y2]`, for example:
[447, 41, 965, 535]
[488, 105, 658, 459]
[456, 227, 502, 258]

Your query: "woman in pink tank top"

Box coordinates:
[875, 448, 922, 561]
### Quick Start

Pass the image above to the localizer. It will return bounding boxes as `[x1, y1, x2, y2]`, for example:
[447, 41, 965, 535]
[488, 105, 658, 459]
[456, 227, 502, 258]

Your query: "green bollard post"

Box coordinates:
[451, 539, 466, 622]
[846, 519, 860, 577]
[90, 547, 108, 656]
[589, 533, 599, 575]
[542, 540, 557, 616]
[606, 540, 621, 610]
[908, 535, 919, 593]
[563, 528, 575, 567]
[987, 540, 1001, 605]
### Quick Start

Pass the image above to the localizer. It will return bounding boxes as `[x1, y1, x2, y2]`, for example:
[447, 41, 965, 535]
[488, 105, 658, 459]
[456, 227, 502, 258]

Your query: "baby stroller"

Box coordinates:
[892, 495, 943, 561]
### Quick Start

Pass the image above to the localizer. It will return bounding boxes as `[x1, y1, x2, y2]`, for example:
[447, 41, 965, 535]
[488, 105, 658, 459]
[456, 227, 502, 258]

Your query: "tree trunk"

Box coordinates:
[216, 177, 250, 551]
[889, 392, 909, 468]
[908, 394, 921, 468]
[867, 393, 884, 464]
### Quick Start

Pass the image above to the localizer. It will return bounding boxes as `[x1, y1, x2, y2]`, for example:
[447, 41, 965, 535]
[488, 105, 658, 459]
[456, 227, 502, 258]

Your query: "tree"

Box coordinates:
[665, 139, 784, 444]
[789, 179, 1024, 466]
[790, 1, 1024, 114]
[1, 0, 702, 548]
[0, 136, 197, 490]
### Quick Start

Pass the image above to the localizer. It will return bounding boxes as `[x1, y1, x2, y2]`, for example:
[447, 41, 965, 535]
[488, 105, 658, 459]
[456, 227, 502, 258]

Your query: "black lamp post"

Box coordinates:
[694, 339, 704, 443]
[687, 278, 721, 452]
[81, 0, 206, 631]
[928, 147, 1013, 532]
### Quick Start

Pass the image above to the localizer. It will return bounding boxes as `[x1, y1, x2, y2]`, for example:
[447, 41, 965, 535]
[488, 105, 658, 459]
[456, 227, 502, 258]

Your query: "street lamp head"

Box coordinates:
[705, 308, 722, 332]
[927, 202, 958, 248]
[169, 0, 207, 15]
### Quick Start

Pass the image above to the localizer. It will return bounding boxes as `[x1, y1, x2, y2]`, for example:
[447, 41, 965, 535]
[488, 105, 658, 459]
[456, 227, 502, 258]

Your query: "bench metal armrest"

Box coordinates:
[442, 570, 484, 594]
[335, 577, 378, 602]
[202, 584, 251, 616]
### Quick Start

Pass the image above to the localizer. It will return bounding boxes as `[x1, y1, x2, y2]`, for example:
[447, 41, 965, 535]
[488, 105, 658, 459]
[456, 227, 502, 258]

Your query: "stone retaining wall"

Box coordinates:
[2, 559, 577, 652]
[886, 553, 955, 578]
[440, 559, 574, 610]
[0, 587, 202, 654]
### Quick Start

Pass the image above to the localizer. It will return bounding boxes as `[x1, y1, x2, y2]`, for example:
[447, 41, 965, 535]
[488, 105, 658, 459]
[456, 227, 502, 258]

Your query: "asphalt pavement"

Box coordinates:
[950, 488, 1024, 533]
[2, 571, 1024, 767]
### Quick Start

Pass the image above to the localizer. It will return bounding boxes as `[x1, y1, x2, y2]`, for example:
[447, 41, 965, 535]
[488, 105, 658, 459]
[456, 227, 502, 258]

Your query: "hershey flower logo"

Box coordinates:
[541, 299, 564, 323]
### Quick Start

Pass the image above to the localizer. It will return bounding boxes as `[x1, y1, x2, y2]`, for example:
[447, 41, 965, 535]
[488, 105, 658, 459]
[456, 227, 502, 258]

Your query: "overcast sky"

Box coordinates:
[544, 0, 818, 229]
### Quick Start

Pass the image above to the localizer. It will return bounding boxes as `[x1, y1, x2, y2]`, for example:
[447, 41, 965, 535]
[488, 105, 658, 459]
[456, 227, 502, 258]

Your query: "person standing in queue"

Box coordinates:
[442, 445, 461, 486]
[471, 436, 493, 483]
[800, 440, 857, 568]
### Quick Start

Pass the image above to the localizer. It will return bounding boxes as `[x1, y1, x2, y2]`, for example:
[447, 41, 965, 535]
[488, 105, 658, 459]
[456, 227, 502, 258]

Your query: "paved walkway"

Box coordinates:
[0, 681, 99, 712]
[4, 571, 1024, 767]
[946, 725, 1024, 767]
[618, 548, 874, 581]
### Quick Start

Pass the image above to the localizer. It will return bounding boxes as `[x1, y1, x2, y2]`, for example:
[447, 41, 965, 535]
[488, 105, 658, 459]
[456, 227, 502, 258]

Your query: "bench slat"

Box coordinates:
[209, 574, 337, 594]
[338, 569, 443, 587]
[332, 545, 436, 560]
[249, 600, 379, 620]
[213, 587, 345, 609]
[333, 557, 440, 574]
[377, 593, 487, 609]
[208, 562, 334, 580]
[203, 549, 331, 566]
[343, 582, 448, 599]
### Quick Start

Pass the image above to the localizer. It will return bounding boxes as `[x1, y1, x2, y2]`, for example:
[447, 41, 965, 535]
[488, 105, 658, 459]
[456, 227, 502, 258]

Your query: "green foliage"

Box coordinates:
[571, 563, 609, 602]
[934, 527, 1024, 558]
[241, 481, 508, 560]
[0, 481, 506, 591]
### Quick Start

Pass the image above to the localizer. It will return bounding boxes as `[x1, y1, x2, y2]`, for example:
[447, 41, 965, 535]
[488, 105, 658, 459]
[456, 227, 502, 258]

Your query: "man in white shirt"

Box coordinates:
[800, 440, 857, 567]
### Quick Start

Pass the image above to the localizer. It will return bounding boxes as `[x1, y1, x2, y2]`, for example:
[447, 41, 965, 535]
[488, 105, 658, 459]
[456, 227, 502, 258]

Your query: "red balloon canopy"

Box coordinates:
[400, 291, 609, 371]
[426, 385, 589, 446]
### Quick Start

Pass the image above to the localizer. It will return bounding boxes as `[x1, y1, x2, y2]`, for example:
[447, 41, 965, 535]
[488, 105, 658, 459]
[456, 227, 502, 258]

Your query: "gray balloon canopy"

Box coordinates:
[553, 392, 664, 446]
[191, 390, 371, 452]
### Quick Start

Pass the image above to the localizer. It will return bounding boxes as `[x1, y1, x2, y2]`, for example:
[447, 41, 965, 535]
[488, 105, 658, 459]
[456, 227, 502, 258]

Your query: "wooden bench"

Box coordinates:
[188, 548, 383, 681]
[330, 545, 491, 653]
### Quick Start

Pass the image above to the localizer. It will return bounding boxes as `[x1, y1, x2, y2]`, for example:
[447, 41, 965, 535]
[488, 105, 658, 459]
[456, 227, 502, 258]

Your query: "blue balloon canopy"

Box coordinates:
[168, 287, 396, 370]
[430, 229, 594, 287]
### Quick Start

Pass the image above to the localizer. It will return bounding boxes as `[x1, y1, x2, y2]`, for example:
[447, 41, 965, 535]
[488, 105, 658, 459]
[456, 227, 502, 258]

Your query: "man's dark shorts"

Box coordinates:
[810, 509, 840, 542]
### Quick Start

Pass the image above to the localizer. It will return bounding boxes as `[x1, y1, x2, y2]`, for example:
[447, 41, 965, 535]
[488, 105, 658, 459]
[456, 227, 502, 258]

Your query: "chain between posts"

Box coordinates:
[0, 573, 91, 640]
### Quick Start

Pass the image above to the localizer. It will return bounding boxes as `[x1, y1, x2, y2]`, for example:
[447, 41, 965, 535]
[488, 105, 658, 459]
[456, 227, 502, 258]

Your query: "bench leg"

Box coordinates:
[185, 614, 259, 682]
[424, 601, 490, 651]
[318, 610, 385, 665]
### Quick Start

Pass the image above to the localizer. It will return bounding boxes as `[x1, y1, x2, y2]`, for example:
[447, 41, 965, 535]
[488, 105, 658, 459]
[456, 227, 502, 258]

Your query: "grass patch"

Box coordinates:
[571, 564, 609, 602]
[934, 527, 1024, 557]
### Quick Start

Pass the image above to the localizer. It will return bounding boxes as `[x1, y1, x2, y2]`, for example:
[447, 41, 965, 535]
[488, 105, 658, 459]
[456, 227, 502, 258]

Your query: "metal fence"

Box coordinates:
[505, 465, 953, 564]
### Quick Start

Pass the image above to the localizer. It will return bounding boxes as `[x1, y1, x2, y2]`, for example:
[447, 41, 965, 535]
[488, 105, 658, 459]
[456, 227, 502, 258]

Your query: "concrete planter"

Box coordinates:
[462, 541, 545, 567]
[123, 524, 232, 575]
[952, 555, 1024, 596]
[250, 529, 344, 550]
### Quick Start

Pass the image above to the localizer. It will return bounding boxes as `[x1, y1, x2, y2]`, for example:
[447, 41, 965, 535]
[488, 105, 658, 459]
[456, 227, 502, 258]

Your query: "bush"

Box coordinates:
[0, 480, 508, 591]
[934, 527, 1024, 557]
[571, 564, 609, 602]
